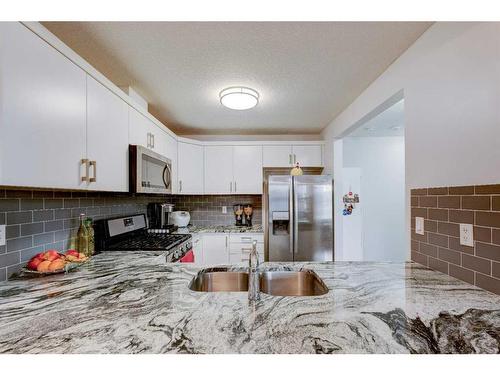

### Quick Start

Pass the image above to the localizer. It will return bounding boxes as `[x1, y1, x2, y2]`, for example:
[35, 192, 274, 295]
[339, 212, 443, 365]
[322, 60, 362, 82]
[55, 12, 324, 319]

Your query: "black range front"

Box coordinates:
[94, 214, 193, 263]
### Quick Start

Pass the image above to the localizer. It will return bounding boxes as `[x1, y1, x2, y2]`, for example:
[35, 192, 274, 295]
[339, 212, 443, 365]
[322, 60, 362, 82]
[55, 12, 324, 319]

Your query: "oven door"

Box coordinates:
[129, 145, 172, 194]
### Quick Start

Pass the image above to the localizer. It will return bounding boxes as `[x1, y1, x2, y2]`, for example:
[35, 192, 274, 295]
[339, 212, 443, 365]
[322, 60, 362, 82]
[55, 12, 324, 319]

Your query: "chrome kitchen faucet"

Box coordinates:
[248, 240, 260, 301]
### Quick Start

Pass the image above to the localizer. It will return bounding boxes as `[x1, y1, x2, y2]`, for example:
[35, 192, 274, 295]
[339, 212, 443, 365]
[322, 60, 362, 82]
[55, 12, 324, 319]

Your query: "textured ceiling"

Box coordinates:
[348, 99, 405, 137]
[42, 22, 431, 135]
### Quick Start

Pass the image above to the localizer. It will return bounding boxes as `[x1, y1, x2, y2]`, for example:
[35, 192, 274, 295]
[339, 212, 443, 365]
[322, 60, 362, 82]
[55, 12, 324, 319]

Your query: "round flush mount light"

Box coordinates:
[219, 86, 259, 110]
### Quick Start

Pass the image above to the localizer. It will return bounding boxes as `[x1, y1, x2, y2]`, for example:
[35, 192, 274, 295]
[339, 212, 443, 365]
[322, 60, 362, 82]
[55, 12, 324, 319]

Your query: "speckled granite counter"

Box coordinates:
[0, 252, 499, 354]
[175, 224, 263, 234]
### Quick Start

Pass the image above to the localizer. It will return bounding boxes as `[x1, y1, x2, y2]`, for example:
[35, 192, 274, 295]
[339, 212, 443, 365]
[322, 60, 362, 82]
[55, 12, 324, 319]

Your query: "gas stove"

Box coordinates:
[94, 214, 193, 263]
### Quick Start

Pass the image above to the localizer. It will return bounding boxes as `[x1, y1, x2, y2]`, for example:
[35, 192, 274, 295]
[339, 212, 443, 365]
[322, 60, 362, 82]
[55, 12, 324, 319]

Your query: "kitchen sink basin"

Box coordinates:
[260, 270, 328, 296]
[189, 271, 249, 292]
[189, 269, 328, 296]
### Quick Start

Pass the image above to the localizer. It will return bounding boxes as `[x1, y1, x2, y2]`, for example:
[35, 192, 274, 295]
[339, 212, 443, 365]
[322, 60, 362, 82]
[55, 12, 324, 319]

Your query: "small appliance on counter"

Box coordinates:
[233, 204, 253, 226]
[147, 203, 177, 233]
[170, 211, 191, 227]
[94, 214, 193, 263]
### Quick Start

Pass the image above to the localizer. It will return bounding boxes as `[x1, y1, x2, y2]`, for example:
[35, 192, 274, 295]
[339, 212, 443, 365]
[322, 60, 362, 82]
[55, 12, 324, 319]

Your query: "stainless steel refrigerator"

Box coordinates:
[268, 175, 333, 262]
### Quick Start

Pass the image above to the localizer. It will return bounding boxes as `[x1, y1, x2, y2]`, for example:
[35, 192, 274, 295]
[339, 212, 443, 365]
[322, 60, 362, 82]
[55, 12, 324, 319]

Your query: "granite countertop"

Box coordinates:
[175, 224, 263, 234]
[0, 252, 499, 354]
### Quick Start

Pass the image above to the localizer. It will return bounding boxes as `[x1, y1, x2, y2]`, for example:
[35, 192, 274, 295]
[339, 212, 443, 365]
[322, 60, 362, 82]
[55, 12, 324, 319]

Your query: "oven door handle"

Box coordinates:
[162, 163, 172, 190]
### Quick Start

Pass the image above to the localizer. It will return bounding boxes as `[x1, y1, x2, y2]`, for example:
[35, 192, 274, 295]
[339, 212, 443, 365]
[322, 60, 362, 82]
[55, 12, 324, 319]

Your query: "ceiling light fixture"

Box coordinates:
[219, 86, 259, 110]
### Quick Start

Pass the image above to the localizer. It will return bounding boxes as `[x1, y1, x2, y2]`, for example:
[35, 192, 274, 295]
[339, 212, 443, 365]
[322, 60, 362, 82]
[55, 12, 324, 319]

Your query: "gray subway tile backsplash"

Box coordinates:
[0, 188, 262, 280]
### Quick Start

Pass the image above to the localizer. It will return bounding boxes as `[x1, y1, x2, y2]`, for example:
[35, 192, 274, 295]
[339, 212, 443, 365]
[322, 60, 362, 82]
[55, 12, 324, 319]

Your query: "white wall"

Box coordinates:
[322, 22, 500, 189]
[343, 137, 406, 261]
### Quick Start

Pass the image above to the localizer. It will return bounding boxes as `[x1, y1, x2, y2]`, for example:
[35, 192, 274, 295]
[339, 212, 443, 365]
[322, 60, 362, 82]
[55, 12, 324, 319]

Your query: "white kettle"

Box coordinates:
[170, 211, 191, 227]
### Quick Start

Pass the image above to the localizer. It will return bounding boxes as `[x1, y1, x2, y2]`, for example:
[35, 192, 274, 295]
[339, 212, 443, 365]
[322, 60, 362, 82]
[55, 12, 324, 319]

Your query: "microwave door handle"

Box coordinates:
[162, 163, 172, 189]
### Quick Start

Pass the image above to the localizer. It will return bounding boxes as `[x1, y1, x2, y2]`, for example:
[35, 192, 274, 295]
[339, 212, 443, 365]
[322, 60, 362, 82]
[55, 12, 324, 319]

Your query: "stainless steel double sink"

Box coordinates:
[189, 269, 328, 296]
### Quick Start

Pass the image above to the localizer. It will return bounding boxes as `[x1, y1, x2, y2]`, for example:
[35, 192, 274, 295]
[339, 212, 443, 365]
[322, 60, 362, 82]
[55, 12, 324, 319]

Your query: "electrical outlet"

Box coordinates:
[0, 225, 5, 246]
[460, 223, 474, 247]
[222, 206, 227, 214]
[415, 217, 424, 235]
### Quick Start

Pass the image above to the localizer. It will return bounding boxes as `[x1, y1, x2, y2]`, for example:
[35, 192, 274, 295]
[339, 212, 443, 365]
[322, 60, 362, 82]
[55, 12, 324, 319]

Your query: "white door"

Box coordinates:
[292, 145, 322, 167]
[86, 75, 129, 192]
[204, 146, 233, 194]
[0, 22, 87, 189]
[178, 142, 204, 194]
[263, 145, 293, 167]
[233, 145, 263, 194]
[128, 107, 151, 148]
[202, 235, 229, 265]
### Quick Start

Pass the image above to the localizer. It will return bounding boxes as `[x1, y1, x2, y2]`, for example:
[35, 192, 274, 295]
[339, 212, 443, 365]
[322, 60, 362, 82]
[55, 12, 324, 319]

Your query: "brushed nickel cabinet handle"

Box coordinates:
[293, 154, 297, 164]
[225, 236, 228, 247]
[289, 154, 292, 165]
[89, 160, 97, 183]
[230, 181, 232, 193]
[146, 133, 150, 148]
[179, 180, 182, 192]
[81, 158, 89, 182]
[234, 181, 237, 192]
[151, 134, 155, 148]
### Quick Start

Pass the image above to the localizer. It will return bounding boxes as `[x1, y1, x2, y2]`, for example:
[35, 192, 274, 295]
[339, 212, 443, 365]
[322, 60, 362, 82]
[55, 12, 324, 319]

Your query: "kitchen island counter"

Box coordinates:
[0, 252, 499, 354]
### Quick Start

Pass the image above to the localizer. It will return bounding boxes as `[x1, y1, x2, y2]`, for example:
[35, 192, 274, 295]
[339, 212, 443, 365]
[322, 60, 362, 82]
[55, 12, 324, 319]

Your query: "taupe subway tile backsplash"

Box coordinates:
[411, 184, 500, 295]
[0, 188, 261, 281]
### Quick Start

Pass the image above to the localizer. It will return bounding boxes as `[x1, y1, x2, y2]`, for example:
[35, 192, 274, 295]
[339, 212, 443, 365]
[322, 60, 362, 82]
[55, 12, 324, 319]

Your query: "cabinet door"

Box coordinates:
[178, 142, 204, 194]
[202, 235, 229, 265]
[204, 146, 233, 194]
[86, 75, 129, 192]
[233, 145, 263, 194]
[0, 23, 87, 189]
[263, 145, 293, 167]
[292, 145, 323, 167]
[192, 236, 203, 265]
[128, 107, 151, 148]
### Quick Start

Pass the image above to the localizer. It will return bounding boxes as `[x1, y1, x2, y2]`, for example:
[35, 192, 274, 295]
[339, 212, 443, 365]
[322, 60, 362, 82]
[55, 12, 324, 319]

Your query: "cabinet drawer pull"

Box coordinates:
[89, 160, 97, 183]
[241, 237, 253, 242]
[81, 158, 89, 182]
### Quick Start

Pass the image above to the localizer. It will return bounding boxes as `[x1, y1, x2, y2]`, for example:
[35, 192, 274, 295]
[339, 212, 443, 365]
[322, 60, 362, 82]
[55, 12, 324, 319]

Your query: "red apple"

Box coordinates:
[34, 252, 45, 260]
[27, 257, 43, 270]
[65, 249, 79, 257]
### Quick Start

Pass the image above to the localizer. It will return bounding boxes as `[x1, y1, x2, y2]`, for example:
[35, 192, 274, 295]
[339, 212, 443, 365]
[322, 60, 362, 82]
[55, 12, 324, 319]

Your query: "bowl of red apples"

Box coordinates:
[23, 249, 89, 275]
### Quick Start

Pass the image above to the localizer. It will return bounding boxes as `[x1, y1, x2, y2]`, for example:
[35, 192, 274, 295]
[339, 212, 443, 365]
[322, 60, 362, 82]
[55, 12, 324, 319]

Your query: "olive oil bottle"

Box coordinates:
[84, 217, 95, 256]
[77, 213, 90, 257]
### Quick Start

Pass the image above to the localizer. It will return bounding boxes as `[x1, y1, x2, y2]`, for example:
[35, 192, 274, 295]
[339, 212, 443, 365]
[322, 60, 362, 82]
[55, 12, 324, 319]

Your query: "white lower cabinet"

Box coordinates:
[201, 234, 229, 265]
[229, 233, 264, 264]
[192, 235, 203, 265]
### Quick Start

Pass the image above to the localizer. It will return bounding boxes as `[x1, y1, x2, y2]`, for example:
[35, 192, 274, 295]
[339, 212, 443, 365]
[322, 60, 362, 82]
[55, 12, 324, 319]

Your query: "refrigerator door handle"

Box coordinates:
[293, 180, 299, 256]
[289, 177, 294, 254]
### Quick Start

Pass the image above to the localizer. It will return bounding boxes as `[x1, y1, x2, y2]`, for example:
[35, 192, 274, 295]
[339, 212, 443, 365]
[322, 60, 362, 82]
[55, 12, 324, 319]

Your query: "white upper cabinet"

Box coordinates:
[263, 144, 323, 167]
[0, 22, 87, 189]
[263, 145, 293, 167]
[155, 129, 178, 193]
[128, 107, 151, 149]
[204, 146, 233, 194]
[178, 141, 204, 194]
[292, 145, 323, 167]
[86, 75, 129, 192]
[233, 145, 263, 194]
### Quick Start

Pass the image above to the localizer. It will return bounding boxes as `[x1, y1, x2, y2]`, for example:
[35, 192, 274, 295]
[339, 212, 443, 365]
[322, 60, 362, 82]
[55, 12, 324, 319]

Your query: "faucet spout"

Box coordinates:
[248, 240, 260, 301]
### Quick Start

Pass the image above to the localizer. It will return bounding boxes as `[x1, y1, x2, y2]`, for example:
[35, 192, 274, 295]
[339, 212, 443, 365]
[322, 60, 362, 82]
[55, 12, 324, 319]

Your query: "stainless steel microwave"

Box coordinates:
[129, 145, 172, 194]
